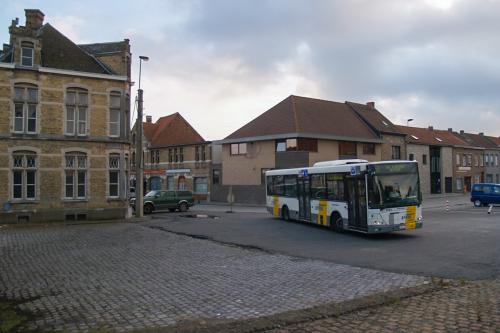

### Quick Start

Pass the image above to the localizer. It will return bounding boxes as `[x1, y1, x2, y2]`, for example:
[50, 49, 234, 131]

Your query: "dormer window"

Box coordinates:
[411, 135, 419, 140]
[21, 42, 34, 67]
[435, 137, 443, 142]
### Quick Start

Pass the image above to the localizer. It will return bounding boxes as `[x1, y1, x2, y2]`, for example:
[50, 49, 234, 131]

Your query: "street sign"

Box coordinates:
[300, 169, 309, 177]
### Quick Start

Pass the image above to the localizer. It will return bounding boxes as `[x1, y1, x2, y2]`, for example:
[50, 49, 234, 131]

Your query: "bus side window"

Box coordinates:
[327, 173, 344, 201]
[267, 176, 274, 195]
[311, 174, 326, 199]
[275, 175, 284, 196]
[284, 175, 297, 197]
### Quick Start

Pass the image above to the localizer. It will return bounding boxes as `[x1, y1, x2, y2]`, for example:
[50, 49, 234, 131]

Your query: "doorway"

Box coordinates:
[297, 177, 311, 221]
[346, 176, 367, 231]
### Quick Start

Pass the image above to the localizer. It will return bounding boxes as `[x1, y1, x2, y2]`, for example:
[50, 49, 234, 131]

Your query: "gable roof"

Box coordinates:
[394, 125, 473, 147]
[346, 102, 404, 135]
[455, 132, 498, 149]
[224, 95, 380, 142]
[486, 135, 500, 148]
[37, 24, 112, 74]
[143, 113, 205, 147]
[78, 41, 127, 56]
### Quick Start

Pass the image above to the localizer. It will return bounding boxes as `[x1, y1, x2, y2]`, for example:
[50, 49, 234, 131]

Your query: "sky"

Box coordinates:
[2, 0, 500, 140]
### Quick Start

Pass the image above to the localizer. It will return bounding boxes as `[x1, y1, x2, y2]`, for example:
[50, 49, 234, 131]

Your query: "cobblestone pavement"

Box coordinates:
[0, 222, 429, 332]
[267, 279, 500, 333]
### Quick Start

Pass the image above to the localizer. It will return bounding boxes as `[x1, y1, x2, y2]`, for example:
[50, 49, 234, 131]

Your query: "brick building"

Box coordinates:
[0, 9, 131, 222]
[214, 95, 405, 204]
[131, 113, 211, 201]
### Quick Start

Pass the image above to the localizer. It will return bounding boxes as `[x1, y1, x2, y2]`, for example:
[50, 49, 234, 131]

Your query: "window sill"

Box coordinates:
[62, 199, 88, 202]
[10, 199, 39, 204]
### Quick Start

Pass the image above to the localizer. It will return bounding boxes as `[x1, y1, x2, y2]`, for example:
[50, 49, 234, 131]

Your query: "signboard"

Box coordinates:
[299, 169, 309, 178]
[350, 166, 360, 176]
[166, 169, 191, 174]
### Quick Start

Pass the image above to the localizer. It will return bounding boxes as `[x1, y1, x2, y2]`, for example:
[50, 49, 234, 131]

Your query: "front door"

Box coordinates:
[298, 177, 311, 221]
[346, 176, 367, 230]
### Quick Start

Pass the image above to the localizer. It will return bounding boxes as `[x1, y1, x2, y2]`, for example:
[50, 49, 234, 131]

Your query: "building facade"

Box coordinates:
[131, 113, 211, 201]
[0, 9, 131, 223]
[214, 95, 407, 204]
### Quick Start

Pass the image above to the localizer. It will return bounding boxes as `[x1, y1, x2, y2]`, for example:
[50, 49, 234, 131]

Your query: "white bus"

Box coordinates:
[265, 160, 423, 233]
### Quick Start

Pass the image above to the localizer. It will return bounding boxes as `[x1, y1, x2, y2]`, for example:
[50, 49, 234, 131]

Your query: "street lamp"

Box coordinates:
[135, 55, 149, 217]
[407, 118, 414, 126]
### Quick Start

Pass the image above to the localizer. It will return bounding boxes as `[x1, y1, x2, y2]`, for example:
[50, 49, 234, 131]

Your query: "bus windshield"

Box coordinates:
[367, 163, 420, 209]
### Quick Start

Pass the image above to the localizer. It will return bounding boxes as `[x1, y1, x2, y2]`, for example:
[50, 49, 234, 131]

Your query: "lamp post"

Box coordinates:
[407, 118, 414, 126]
[135, 55, 149, 217]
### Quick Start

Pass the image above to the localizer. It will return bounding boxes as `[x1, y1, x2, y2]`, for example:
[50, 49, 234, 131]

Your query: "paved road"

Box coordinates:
[155, 205, 500, 280]
[267, 279, 500, 333]
[0, 223, 427, 332]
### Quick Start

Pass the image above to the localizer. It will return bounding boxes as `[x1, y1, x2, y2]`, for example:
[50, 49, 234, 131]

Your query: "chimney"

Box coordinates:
[479, 132, 484, 136]
[145, 115, 152, 123]
[460, 130, 464, 135]
[428, 126, 433, 131]
[25, 9, 44, 30]
[366, 101, 375, 108]
[448, 128, 453, 132]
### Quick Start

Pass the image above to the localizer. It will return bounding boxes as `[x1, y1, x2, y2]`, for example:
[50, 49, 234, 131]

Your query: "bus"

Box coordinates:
[265, 159, 422, 233]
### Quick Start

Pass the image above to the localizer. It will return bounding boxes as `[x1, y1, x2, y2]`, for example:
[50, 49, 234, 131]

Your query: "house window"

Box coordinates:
[131, 151, 136, 168]
[179, 147, 184, 162]
[495, 155, 498, 167]
[231, 143, 247, 155]
[194, 177, 208, 193]
[422, 154, 427, 165]
[408, 153, 414, 161]
[391, 146, 401, 160]
[339, 141, 357, 158]
[178, 176, 186, 190]
[21, 42, 34, 67]
[196, 145, 206, 161]
[467, 155, 472, 167]
[109, 91, 121, 137]
[13, 84, 38, 134]
[174, 148, 178, 162]
[456, 154, 460, 166]
[108, 154, 120, 197]
[65, 152, 87, 199]
[363, 143, 375, 155]
[12, 151, 37, 200]
[213, 169, 220, 185]
[66, 88, 88, 136]
[276, 138, 317, 152]
[150, 150, 159, 165]
[168, 149, 173, 163]
[474, 155, 479, 167]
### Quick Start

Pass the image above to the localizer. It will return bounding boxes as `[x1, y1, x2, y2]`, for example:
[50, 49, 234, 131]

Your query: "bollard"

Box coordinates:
[488, 204, 493, 214]
[445, 200, 449, 212]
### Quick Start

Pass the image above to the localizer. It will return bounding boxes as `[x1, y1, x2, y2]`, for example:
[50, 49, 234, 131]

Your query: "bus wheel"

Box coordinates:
[281, 206, 290, 221]
[330, 213, 343, 232]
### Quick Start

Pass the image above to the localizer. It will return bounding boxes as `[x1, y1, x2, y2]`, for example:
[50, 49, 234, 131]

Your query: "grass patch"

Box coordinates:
[0, 297, 39, 333]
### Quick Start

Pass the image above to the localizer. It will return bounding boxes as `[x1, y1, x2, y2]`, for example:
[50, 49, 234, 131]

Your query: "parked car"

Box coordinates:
[471, 183, 500, 207]
[130, 190, 194, 214]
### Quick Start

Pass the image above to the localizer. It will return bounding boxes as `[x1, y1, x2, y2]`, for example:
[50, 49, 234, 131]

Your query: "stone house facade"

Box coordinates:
[131, 113, 211, 201]
[0, 9, 131, 223]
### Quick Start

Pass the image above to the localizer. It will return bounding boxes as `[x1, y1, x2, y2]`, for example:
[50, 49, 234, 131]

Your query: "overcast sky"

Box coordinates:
[2, 0, 500, 139]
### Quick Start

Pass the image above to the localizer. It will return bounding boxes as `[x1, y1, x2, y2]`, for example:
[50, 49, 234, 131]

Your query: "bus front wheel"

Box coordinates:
[281, 206, 290, 221]
[330, 213, 343, 232]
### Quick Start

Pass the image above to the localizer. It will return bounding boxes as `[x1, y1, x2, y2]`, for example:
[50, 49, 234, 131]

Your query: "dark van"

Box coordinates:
[471, 183, 500, 207]
[130, 190, 195, 214]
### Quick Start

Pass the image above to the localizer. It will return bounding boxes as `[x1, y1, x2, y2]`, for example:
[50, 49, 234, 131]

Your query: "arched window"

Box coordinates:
[178, 176, 186, 190]
[21, 41, 34, 67]
[13, 83, 38, 133]
[66, 88, 88, 136]
[12, 150, 37, 200]
[65, 152, 87, 199]
[109, 91, 121, 137]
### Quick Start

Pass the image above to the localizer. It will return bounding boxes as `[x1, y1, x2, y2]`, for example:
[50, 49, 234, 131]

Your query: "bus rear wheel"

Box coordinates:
[330, 213, 343, 232]
[281, 206, 290, 221]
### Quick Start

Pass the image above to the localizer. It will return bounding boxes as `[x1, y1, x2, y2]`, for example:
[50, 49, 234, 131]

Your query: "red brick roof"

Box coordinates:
[394, 125, 473, 147]
[456, 132, 498, 149]
[486, 136, 500, 147]
[143, 113, 205, 147]
[224, 95, 380, 141]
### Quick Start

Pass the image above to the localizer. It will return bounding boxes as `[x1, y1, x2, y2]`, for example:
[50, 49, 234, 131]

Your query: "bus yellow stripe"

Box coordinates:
[273, 195, 279, 217]
[405, 206, 417, 229]
[318, 200, 328, 225]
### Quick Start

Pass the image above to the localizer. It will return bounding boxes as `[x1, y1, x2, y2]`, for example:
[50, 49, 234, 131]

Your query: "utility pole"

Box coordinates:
[135, 56, 149, 217]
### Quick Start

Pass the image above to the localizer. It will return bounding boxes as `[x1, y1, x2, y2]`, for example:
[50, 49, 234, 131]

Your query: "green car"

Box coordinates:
[130, 190, 195, 214]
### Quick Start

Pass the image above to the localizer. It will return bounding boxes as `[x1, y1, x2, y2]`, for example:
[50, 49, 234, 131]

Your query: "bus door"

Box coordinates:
[298, 176, 311, 221]
[346, 176, 367, 230]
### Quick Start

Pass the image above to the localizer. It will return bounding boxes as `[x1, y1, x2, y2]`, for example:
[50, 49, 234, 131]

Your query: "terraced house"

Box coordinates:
[131, 113, 211, 201]
[0, 9, 131, 222]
